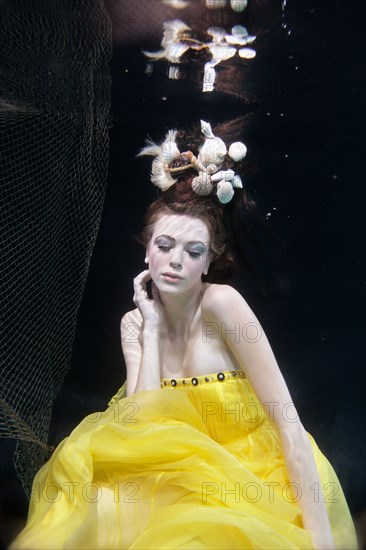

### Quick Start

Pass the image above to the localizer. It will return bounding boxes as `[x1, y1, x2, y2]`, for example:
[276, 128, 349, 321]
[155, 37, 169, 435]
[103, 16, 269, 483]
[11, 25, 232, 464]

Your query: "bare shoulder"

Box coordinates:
[202, 283, 247, 308]
[202, 283, 255, 322]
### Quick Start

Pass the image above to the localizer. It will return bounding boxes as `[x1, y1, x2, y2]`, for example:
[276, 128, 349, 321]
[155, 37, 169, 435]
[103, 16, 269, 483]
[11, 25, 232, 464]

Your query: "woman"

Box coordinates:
[12, 121, 358, 549]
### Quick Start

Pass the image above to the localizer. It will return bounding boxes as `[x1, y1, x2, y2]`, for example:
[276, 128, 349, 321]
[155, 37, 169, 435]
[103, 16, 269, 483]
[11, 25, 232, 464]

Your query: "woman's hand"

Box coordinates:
[133, 269, 164, 329]
[128, 269, 164, 395]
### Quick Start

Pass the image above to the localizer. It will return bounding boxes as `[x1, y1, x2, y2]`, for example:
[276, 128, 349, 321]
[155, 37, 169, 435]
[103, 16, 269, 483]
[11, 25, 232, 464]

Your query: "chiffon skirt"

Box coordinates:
[11, 370, 358, 549]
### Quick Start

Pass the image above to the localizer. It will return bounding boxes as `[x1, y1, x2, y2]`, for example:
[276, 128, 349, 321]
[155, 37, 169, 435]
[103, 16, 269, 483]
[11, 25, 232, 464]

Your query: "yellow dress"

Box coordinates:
[12, 370, 358, 549]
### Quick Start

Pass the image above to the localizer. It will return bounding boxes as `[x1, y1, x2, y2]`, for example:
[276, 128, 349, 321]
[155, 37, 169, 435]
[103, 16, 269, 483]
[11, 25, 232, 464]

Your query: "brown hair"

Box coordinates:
[135, 118, 262, 284]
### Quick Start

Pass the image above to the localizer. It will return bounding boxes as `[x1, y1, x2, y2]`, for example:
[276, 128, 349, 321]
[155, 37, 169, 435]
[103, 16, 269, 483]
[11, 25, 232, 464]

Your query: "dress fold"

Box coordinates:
[11, 370, 358, 549]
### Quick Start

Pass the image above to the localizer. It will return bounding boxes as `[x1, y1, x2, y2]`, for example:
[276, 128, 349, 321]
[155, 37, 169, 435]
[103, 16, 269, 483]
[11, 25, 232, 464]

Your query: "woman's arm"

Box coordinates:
[202, 284, 335, 550]
[120, 309, 142, 396]
[121, 270, 163, 395]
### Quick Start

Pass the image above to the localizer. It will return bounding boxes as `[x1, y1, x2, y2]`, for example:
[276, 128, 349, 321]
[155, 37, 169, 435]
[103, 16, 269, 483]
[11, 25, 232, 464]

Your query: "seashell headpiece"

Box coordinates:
[137, 120, 247, 205]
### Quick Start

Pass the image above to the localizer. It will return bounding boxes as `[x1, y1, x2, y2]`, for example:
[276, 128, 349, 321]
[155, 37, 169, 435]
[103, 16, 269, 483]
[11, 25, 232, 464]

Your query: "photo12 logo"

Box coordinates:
[201, 481, 339, 504]
[202, 321, 262, 344]
[30, 481, 141, 504]
[201, 400, 300, 424]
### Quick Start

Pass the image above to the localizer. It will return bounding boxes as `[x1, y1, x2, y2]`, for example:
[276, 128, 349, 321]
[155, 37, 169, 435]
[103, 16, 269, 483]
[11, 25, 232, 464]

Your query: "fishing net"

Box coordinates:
[0, 0, 111, 496]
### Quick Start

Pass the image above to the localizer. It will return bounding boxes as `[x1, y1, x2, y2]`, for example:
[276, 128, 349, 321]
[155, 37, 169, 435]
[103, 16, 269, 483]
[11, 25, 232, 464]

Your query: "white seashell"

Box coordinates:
[165, 43, 191, 63]
[191, 172, 213, 196]
[162, 20, 191, 47]
[143, 43, 189, 63]
[225, 35, 253, 46]
[198, 137, 227, 165]
[209, 44, 237, 61]
[162, 141, 181, 162]
[226, 35, 256, 46]
[230, 0, 247, 12]
[151, 158, 176, 190]
[162, 0, 190, 8]
[168, 65, 181, 79]
[207, 26, 227, 43]
[232, 175, 243, 188]
[190, 154, 205, 173]
[203, 64, 216, 92]
[238, 47, 256, 59]
[142, 48, 169, 61]
[245, 35, 256, 44]
[137, 129, 175, 159]
[200, 120, 215, 139]
[228, 141, 247, 161]
[206, 58, 221, 68]
[216, 180, 234, 204]
[206, 163, 218, 174]
[231, 25, 248, 37]
[211, 169, 235, 182]
[206, 0, 227, 9]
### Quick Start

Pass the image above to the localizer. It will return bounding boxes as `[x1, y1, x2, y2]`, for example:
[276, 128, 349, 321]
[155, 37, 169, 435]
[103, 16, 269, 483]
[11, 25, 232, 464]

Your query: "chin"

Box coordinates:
[157, 281, 186, 293]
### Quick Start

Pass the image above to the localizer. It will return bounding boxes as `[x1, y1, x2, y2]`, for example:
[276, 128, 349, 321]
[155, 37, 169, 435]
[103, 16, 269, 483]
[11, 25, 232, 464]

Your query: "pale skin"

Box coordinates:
[121, 213, 335, 550]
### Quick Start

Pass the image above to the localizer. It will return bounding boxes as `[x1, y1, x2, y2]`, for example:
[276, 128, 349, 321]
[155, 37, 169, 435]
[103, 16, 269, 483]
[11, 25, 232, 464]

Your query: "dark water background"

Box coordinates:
[1, 0, 365, 546]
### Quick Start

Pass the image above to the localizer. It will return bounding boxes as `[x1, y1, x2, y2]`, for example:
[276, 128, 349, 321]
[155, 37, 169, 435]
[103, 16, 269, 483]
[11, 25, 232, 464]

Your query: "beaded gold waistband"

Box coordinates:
[160, 369, 246, 388]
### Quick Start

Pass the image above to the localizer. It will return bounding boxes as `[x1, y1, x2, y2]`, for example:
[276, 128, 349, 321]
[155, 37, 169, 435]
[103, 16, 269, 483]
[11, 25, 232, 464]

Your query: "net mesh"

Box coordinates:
[0, 0, 112, 495]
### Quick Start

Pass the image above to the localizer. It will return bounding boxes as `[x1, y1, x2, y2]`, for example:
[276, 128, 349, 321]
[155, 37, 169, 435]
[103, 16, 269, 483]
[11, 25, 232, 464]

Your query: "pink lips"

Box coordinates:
[162, 272, 183, 281]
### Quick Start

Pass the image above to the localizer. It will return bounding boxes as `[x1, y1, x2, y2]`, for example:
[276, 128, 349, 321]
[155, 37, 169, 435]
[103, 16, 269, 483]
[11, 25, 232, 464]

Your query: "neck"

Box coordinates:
[159, 282, 205, 337]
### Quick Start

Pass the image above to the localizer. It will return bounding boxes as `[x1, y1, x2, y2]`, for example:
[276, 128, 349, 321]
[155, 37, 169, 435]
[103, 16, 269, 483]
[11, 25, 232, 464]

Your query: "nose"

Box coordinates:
[170, 260, 182, 269]
[169, 248, 183, 269]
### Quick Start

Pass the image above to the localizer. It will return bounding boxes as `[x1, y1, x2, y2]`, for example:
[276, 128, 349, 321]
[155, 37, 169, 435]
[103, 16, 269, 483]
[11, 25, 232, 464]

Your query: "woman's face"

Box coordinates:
[146, 214, 211, 294]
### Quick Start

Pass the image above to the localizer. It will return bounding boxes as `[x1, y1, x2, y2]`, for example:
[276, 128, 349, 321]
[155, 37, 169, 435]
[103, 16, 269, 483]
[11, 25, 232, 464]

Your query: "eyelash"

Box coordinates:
[157, 245, 201, 259]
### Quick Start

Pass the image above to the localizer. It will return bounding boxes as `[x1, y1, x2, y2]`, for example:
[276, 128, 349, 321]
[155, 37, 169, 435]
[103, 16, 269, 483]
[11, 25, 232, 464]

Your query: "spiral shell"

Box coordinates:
[228, 141, 247, 162]
[206, 163, 218, 174]
[191, 172, 213, 196]
[216, 180, 234, 204]
[200, 120, 215, 138]
[198, 137, 227, 166]
[189, 153, 205, 173]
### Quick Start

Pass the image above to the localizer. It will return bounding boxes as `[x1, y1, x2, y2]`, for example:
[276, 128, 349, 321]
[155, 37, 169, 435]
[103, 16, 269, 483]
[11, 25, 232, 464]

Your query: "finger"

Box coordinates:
[151, 282, 162, 303]
[134, 270, 151, 291]
[135, 287, 149, 301]
[134, 269, 150, 282]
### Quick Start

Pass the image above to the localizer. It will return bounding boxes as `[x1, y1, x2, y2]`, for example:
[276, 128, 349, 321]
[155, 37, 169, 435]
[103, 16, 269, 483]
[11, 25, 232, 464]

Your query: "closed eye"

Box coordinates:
[188, 251, 201, 259]
[157, 245, 171, 252]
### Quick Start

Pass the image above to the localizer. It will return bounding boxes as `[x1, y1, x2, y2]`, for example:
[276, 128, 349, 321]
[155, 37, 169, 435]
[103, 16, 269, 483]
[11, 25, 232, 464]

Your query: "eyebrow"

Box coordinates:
[155, 235, 208, 248]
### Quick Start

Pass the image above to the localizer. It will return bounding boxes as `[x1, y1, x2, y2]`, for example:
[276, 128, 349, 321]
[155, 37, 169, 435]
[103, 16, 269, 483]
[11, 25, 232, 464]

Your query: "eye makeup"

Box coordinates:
[154, 235, 208, 258]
